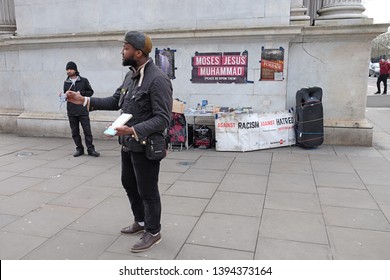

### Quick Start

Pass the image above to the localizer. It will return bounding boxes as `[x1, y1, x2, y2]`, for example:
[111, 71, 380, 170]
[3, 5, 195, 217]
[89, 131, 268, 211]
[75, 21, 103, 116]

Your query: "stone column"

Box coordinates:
[290, 0, 310, 26]
[0, 0, 16, 35]
[315, 0, 373, 25]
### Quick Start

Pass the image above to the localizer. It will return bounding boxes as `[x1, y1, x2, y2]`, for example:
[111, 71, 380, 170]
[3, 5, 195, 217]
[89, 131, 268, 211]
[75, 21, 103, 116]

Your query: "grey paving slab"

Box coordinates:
[0, 176, 44, 195]
[309, 154, 349, 162]
[82, 172, 122, 189]
[264, 191, 321, 213]
[0, 158, 49, 173]
[0, 213, 19, 228]
[192, 156, 234, 170]
[0, 170, 18, 181]
[187, 212, 260, 252]
[18, 166, 67, 179]
[164, 180, 219, 199]
[347, 156, 390, 171]
[380, 205, 390, 222]
[259, 209, 328, 245]
[318, 187, 380, 209]
[0, 231, 47, 260]
[270, 161, 312, 175]
[322, 206, 390, 231]
[228, 161, 270, 176]
[255, 238, 332, 260]
[49, 185, 118, 209]
[333, 146, 383, 157]
[327, 226, 390, 259]
[28, 174, 91, 194]
[159, 171, 183, 184]
[206, 191, 264, 217]
[355, 169, 390, 186]
[22, 229, 118, 260]
[0, 190, 59, 216]
[2, 204, 88, 237]
[314, 172, 366, 189]
[63, 164, 112, 177]
[310, 159, 356, 173]
[272, 152, 310, 163]
[179, 168, 226, 183]
[267, 173, 316, 194]
[366, 184, 390, 206]
[234, 151, 272, 164]
[177, 244, 254, 260]
[67, 196, 132, 236]
[291, 145, 336, 155]
[162, 195, 209, 217]
[31, 149, 79, 161]
[219, 173, 267, 194]
[160, 158, 193, 173]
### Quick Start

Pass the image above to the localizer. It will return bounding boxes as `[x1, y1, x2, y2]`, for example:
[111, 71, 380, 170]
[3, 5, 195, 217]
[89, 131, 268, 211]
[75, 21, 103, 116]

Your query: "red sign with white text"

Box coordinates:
[191, 51, 248, 83]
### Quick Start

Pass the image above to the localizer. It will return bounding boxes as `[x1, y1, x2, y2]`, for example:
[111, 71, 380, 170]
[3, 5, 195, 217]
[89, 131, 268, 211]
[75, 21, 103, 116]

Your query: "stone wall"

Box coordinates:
[0, 0, 389, 145]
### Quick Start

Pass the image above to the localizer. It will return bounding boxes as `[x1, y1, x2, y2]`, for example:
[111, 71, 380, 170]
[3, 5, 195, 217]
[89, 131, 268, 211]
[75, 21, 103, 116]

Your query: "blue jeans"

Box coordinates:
[121, 149, 161, 234]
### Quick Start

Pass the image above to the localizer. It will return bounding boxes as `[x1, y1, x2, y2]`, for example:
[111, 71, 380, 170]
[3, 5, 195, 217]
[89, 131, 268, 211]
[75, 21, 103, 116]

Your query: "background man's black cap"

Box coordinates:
[66, 61, 78, 71]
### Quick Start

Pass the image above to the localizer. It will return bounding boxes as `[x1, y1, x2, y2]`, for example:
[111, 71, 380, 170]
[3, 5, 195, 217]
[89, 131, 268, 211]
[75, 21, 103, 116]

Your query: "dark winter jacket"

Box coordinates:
[63, 76, 94, 116]
[89, 58, 173, 147]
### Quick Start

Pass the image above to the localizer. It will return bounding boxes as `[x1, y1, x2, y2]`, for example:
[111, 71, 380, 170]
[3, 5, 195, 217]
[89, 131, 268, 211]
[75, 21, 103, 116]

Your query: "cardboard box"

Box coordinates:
[172, 100, 185, 114]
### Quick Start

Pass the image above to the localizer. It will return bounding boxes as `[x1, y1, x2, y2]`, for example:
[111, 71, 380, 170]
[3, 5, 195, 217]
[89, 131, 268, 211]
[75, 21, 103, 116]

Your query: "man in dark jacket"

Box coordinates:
[66, 31, 173, 253]
[64, 61, 100, 157]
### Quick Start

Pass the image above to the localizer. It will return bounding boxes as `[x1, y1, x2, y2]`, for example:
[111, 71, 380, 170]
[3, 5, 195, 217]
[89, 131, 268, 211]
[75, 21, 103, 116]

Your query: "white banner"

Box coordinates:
[215, 111, 295, 152]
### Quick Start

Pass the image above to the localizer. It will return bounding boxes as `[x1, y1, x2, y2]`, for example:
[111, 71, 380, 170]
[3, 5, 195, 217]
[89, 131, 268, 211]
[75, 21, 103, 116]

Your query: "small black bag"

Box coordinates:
[145, 132, 167, 161]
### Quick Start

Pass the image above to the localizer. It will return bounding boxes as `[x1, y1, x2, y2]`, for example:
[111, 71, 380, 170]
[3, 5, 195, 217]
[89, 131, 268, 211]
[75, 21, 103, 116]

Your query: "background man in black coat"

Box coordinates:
[63, 61, 100, 157]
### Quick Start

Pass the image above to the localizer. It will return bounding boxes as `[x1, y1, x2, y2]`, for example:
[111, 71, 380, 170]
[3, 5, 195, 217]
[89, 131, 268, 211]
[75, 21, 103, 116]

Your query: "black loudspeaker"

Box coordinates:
[295, 87, 324, 148]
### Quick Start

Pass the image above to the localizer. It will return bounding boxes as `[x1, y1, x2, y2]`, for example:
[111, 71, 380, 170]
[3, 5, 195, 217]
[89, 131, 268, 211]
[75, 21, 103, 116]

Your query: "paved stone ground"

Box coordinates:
[0, 108, 390, 260]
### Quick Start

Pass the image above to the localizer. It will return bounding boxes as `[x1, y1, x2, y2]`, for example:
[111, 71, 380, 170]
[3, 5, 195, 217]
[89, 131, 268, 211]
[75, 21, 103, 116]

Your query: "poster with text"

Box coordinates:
[191, 51, 248, 83]
[260, 47, 284, 81]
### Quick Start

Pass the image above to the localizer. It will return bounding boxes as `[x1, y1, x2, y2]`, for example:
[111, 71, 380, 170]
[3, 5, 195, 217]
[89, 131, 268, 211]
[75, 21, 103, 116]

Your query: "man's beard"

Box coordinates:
[122, 57, 137, 67]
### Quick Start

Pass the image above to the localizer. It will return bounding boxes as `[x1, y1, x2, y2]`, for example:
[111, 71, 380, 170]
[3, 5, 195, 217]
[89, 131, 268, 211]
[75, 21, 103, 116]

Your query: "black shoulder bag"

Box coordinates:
[144, 132, 167, 161]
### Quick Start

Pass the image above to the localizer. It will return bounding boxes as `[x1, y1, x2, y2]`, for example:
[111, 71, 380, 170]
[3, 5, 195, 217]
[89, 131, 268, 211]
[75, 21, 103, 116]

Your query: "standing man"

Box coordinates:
[64, 61, 100, 157]
[66, 31, 173, 253]
[375, 59, 390, 95]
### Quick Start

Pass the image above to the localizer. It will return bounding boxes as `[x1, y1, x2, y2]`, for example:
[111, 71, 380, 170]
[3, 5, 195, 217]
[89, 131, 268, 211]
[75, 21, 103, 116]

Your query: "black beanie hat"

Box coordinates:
[66, 61, 78, 71]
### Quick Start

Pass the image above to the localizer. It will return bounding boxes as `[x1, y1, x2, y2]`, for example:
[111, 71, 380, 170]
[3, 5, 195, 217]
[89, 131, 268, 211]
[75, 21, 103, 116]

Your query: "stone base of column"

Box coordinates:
[324, 119, 373, 146]
[315, 5, 373, 26]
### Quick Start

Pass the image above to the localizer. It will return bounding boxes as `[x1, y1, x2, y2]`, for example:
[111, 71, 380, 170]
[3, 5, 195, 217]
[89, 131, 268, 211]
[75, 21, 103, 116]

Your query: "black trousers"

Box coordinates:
[68, 115, 95, 152]
[377, 74, 389, 93]
[121, 149, 161, 234]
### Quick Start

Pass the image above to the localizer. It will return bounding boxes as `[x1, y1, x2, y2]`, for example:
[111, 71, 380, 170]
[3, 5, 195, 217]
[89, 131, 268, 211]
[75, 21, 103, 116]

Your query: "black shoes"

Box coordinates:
[74, 150, 100, 157]
[88, 150, 100, 157]
[374, 91, 381, 94]
[382, 92, 387, 95]
[73, 150, 84, 157]
[131, 232, 162, 253]
[120, 222, 145, 235]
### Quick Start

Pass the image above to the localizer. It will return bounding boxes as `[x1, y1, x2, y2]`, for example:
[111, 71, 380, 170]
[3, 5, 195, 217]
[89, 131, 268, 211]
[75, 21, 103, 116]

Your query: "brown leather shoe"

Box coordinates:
[120, 222, 145, 235]
[131, 232, 161, 253]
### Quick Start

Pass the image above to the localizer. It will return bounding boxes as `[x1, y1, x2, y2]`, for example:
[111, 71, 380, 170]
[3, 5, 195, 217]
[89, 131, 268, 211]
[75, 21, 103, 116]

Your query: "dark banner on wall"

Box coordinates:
[191, 51, 248, 83]
[260, 47, 284, 81]
[155, 48, 176, 79]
